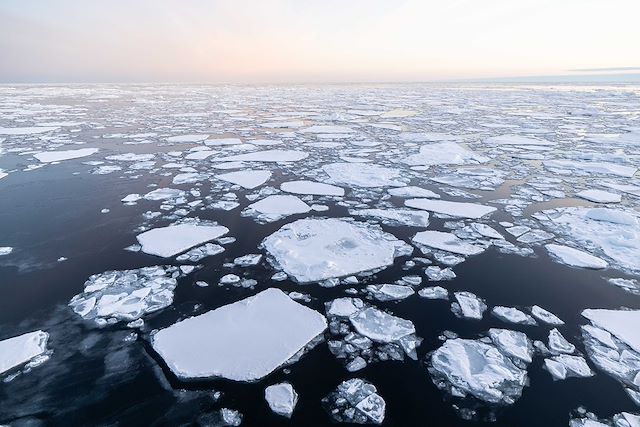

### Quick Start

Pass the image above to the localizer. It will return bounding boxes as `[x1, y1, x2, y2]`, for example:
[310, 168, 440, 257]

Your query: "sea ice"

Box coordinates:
[543, 355, 593, 380]
[350, 307, 416, 342]
[137, 223, 229, 257]
[545, 244, 608, 269]
[212, 149, 308, 162]
[265, 382, 298, 418]
[577, 189, 622, 203]
[413, 231, 485, 256]
[0, 330, 50, 375]
[488, 328, 533, 363]
[530, 305, 564, 326]
[262, 218, 411, 283]
[322, 378, 386, 424]
[244, 195, 311, 222]
[69, 266, 182, 325]
[34, 148, 98, 163]
[349, 208, 430, 227]
[491, 306, 536, 325]
[280, 180, 344, 196]
[388, 186, 440, 199]
[405, 199, 496, 219]
[322, 163, 405, 188]
[216, 170, 272, 189]
[451, 291, 487, 320]
[151, 288, 327, 381]
[404, 141, 489, 166]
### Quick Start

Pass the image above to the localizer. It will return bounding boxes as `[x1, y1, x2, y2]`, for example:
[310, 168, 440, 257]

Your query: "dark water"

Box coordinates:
[1, 158, 639, 427]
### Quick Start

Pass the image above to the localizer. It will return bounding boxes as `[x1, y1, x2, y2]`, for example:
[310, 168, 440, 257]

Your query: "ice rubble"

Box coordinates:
[322, 378, 386, 424]
[322, 163, 406, 188]
[265, 382, 298, 418]
[216, 170, 272, 189]
[405, 199, 496, 219]
[280, 180, 345, 196]
[545, 244, 608, 269]
[0, 330, 50, 375]
[151, 288, 327, 381]
[325, 298, 421, 370]
[69, 266, 183, 325]
[33, 148, 98, 163]
[539, 207, 640, 274]
[413, 230, 485, 256]
[428, 336, 530, 407]
[136, 223, 229, 257]
[262, 218, 412, 283]
[349, 208, 430, 227]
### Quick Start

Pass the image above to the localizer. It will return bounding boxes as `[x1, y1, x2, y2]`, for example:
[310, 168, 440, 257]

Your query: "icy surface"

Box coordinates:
[413, 231, 485, 256]
[281, 180, 345, 196]
[322, 163, 405, 188]
[216, 170, 272, 189]
[151, 288, 327, 381]
[322, 378, 386, 424]
[265, 382, 298, 418]
[405, 199, 496, 219]
[34, 148, 98, 163]
[545, 244, 608, 269]
[262, 218, 411, 283]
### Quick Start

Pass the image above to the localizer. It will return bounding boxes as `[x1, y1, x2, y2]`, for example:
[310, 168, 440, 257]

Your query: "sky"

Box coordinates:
[1, 0, 639, 83]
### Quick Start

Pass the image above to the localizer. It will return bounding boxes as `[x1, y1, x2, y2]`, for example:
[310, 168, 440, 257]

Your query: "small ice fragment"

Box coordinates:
[265, 382, 298, 418]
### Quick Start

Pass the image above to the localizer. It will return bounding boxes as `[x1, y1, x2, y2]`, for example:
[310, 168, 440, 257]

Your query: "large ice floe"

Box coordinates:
[33, 148, 98, 163]
[405, 199, 496, 219]
[136, 221, 229, 257]
[581, 309, 640, 405]
[321, 162, 406, 188]
[216, 170, 272, 189]
[538, 207, 640, 275]
[261, 218, 412, 283]
[0, 330, 50, 375]
[151, 288, 327, 381]
[428, 331, 532, 419]
[322, 378, 386, 424]
[243, 195, 311, 223]
[404, 141, 489, 166]
[69, 266, 184, 326]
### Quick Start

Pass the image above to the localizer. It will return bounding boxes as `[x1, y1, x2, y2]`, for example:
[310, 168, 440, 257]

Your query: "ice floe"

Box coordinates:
[280, 180, 344, 196]
[262, 218, 411, 283]
[265, 382, 298, 418]
[413, 231, 485, 256]
[216, 170, 272, 189]
[322, 378, 385, 424]
[322, 163, 405, 188]
[545, 244, 608, 269]
[136, 222, 229, 257]
[151, 288, 327, 381]
[405, 199, 496, 219]
[0, 330, 50, 375]
[34, 148, 98, 163]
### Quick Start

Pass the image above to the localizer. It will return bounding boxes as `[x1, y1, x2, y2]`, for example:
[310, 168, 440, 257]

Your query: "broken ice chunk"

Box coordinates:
[543, 355, 593, 380]
[492, 306, 536, 325]
[322, 378, 385, 424]
[413, 231, 485, 256]
[388, 186, 440, 199]
[216, 170, 272, 189]
[244, 195, 311, 222]
[280, 180, 344, 196]
[34, 148, 98, 163]
[576, 189, 622, 204]
[366, 284, 414, 301]
[548, 328, 576, 354]
[530, 305, 564, 326]
[451, 291, 487, 320]
[350, 307, 415, 343]
[489, 328, 533, 363]
[322, 162, 405, 188]
[418, 286, 449, 300]
[151, 288, 327, 381]
[69, 266, 183, 325]
[349, 208, 430, 227]
[265, 382, 298, 418]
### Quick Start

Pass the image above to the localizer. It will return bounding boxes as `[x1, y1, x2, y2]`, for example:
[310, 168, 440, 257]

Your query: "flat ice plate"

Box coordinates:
[151, 288, 327, 381]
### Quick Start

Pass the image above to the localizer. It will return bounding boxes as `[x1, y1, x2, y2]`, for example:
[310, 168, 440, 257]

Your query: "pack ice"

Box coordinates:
[151, 288, 327, 381]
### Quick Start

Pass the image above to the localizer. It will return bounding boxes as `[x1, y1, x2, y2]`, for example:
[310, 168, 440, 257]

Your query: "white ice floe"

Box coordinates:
[301, 125, 355, 134]
[576, 189, 622, 203]
[34, 148, 98, 163]
[425, 266, 456, 281]
[0, 126, 59, 135]
[69, 266, 182, 325]
[531, 305, 564, 326]
[366, 284, 415, 301]
[151, 288, 327, 381]
[413, 231, 485, 256]
[582, 309, 640, 353]
[485, 134, 554, 146]
[0, 330, 50, 375]
[350, 307, 416, 342]
[212, 149, 308, 162]
[451, 291, 487, 320]
[216, 170, 272, 189]
[491, 307, 536, 325]
[548, 328, 576, 354]
[0, 246, 13, 256]
[143, 188, 185, 201]
[428, 337, 529, 405]
[545, 244, 608, 269]
[265, 382, 298, 418]
[349, 208, 430, 227]
[418, 286, 449, 300]
[166, 134, 209, 143]
[544, 159, 637, 178]
[489, 328, 533, 363]
[471, 223, 504, 240]
[539, 207, 640, 274]
[322, 378, 385, 424]
[404, 141, 489, 166]
[405, 199, 496, 219]
[322, 163, 405, 188]
[262, 218, 411, 283]
[204, 137, 242, 146]
[136, 223, 229, 257]
[388, 186, 440, 199]
[544, 355, 593, 380]
[280, 180, 344, 196]
[244, 195, 311, 222]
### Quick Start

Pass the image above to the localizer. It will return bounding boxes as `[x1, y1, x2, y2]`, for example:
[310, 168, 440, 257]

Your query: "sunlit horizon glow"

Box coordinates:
[1, 0, 639, 83]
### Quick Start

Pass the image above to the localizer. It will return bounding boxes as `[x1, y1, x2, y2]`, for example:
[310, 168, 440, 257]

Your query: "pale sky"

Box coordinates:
[1, 0, 639, 83]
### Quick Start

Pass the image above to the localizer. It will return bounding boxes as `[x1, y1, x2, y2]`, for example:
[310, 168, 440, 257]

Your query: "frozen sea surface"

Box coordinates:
[1, 83, 640, 426]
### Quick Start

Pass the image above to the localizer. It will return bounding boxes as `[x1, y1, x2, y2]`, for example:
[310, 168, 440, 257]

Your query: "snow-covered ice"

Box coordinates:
[34, 148, 98, 163]
[265, 382, 298, 418]
[216, 170, 272, 189]
[413, 230, 485, 256]
[405, 199, 496, 219]
[322, 378, 385, 424]
[136, 223, 229, 257]
[545, 244, 608, 269]
[0, 330, 50, 375]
